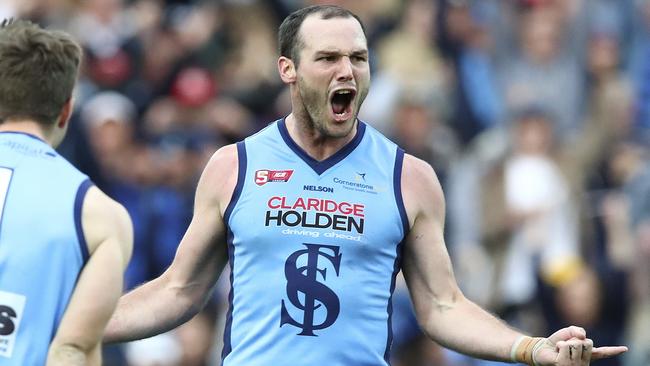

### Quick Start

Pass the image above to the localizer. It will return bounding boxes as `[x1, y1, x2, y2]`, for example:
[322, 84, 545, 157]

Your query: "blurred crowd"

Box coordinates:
[2, 0, 649, 365]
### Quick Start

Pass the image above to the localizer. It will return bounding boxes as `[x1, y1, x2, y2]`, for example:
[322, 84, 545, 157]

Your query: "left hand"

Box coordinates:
[534, 326, 628, 365]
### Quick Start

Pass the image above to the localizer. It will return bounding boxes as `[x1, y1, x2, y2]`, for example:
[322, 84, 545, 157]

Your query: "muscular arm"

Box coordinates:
[401, 154, 522, 361]
[47, 186, 133, 366]
[103, 144, 238, 343]
[401, 154, 627, 365]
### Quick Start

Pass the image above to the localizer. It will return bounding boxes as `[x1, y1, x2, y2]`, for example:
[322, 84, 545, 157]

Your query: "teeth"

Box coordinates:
[335, 90, 351, 95]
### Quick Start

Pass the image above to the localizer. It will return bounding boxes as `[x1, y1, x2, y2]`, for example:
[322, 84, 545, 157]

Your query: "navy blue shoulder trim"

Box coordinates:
[221, 142, 247, 362]
[223, 141, 247, 226]
[393, 148, 409, 235]
[74, 179, 94, 263]
[385, 147, 409, 362]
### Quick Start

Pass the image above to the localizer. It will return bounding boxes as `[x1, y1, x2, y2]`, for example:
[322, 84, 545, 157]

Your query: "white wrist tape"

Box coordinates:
[510, 336, 527, 363]
[531, 337, 547, 366]
[511, 336, 545, 365]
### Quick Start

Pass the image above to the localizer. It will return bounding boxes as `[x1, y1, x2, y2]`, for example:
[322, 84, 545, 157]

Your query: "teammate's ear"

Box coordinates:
[278, 56, 297, 84]
[57, 98, 73, 129]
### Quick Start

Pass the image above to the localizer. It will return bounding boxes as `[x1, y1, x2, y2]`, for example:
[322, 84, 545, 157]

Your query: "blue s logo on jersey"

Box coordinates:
[280, 244, 341, 336]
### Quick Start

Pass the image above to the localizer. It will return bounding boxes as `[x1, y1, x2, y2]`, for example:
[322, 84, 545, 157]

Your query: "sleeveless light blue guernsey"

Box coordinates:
[0, 132, 91, 365]
[222, 119, 409, 366]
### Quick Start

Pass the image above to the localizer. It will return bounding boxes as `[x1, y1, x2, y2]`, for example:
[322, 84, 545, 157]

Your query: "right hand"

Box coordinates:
[533, 327, 627, 365]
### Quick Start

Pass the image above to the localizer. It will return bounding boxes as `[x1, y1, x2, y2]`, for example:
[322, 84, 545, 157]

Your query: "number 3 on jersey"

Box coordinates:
[0, 167, 13, 225]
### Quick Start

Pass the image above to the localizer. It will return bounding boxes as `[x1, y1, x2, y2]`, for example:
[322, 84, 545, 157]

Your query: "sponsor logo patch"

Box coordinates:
[255, 169, 294, 186]
[333, 173, 387, 194]
[265, 196, 365, 238]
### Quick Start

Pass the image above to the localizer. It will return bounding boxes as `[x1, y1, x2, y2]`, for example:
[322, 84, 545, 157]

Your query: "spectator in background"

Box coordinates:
[144, 131, 213, 283]
[539, 264, 627, 366]
[579, 29, 635, 272]
[497, 4, 583, 142]
[80, 91, 157, 293]
[437, 0, 503, 146]
[595, 143, 650, 366]
[203, 96, 257, 144]
[362, 0, 449, 133]
[389, 92, 457, 187]
[69, 0, 142, 95]
[217, 2, 282, 120]
[625, 170, 650, 366]
[0, 0, 78, 27]
[480, 107, 580, 330]
[584, 31, 634, 142]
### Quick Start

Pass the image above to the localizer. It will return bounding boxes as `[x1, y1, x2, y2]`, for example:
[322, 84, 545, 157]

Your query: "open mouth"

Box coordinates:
[330, 89, 356, 120]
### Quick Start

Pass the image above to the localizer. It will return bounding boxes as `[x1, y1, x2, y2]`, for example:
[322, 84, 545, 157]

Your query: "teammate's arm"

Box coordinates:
[47, 187, 133, 366]
[103, 144, 238, 343]
[400, 154, 627, 365]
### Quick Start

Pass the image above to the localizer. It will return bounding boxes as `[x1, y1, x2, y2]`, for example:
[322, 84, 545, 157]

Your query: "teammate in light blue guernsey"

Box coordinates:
[0, 19, 133, 366]
[104, 5, 627, 366]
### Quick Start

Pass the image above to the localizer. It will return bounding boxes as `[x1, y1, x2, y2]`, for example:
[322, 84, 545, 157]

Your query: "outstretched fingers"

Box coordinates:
[591, 346, 629, 360]
[536, 327, 627, 365]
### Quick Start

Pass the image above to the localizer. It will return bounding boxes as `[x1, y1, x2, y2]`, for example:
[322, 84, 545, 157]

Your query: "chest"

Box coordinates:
[228, 147, 404, 261]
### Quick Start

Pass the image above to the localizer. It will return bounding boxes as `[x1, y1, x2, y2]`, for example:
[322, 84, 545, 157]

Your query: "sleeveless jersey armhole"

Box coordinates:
[221, 140, 247, 361]
[393, 147, 409, 236]
[73, 179, 94, 264]
[223, 141, 247, 224]
[384, 146, 409, 362]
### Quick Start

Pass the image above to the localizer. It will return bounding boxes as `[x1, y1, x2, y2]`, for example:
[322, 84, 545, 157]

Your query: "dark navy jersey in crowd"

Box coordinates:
[0, 132, 91, 365]
[222, 119, 409, 366]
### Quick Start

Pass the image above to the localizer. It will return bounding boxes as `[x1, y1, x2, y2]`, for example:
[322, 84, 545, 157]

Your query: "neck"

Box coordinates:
[0, 119, 53, 145]
[284, 113, 357, 161]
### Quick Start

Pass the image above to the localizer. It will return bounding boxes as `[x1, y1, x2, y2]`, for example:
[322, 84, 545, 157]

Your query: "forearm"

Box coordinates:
[420, 294, 524, 362]
[47, 343, 100, 366]
[103, 275, 203, 343]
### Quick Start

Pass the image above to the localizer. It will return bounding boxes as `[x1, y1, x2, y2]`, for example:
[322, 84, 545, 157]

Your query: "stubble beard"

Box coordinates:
[296, 75, 357, 139]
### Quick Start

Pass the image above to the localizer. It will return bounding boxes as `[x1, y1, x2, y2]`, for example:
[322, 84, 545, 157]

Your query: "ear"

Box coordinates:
[57, 98, 73, 129]
[278, 56, 297, 84]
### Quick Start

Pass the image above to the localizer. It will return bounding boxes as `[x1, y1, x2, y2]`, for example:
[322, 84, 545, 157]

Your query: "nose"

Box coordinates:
[335, 57, 353, 82]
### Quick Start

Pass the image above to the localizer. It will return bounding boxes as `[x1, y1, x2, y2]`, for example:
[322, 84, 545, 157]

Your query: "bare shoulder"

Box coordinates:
[401, 154, 445, 226]
[81, 186, 133, 263]
[196, 143, 240, 215]
[202, 144, 239, 182]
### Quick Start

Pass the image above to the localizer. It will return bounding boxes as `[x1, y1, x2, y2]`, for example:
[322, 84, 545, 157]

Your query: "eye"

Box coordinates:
[352, 55, 367, 62]
[318, 55, 337, 62]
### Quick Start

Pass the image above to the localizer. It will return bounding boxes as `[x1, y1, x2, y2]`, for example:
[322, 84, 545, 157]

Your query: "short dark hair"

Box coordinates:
[278, 5, 366, 65]
[0, 19, 82, 125]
